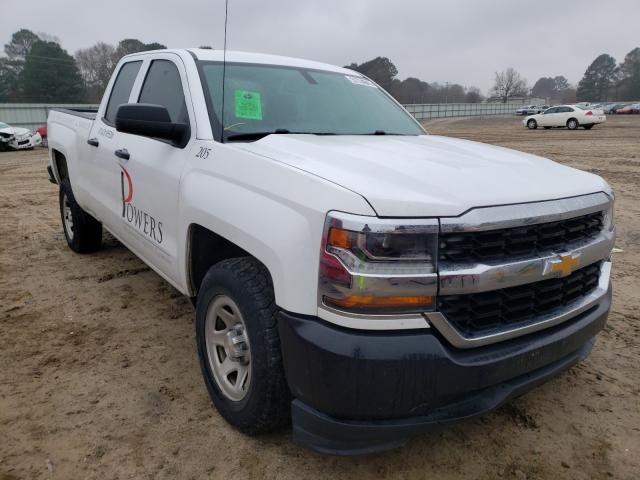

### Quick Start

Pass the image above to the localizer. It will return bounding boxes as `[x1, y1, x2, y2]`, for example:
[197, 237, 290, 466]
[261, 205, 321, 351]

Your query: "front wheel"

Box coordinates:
[195, 257, 290, 434]
[527, 119, 537, 129]
[59, 179, 102, 253]
[567, 118, 579, 130]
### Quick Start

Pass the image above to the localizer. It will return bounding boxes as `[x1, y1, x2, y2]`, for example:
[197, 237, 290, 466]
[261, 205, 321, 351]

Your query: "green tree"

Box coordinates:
[144, 42, 167, 51]
[531, 77, 555, 99]
[116, 39, 166, 59]
[531, 76, 570, 102]
[618, 47, 640, 100]
[4, 28, 40, 60]
[19, 41, 85, 102]
[553, 75, 570, 92]
[576, 54, 618, 101]
[345, 57, 398, 91]
[0, 58, 22, 102]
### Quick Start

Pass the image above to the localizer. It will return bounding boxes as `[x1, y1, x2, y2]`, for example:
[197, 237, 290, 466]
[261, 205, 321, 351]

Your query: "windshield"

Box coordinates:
[0, 122, 9, 129]
[199, 62, 424, 141]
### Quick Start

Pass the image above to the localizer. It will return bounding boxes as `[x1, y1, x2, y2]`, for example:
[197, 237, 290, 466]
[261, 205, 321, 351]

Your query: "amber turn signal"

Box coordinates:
[327, 227, 352, 249]
[324, 294, 434, 312]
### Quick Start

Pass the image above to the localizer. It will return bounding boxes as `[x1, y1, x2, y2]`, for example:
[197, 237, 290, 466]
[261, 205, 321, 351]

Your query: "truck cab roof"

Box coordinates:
[122, 48, 356, 76]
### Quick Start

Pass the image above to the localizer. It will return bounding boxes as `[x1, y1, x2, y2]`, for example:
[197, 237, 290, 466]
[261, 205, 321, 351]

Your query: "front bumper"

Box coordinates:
[278, 286, 611, 455]
[9, 132, 42, 150]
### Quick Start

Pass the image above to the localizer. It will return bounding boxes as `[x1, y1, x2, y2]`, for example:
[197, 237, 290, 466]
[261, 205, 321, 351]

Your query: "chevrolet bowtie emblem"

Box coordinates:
[545, 253, 581, 277]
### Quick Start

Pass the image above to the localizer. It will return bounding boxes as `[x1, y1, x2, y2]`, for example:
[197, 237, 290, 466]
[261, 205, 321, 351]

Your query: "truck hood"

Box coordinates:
[236, 134, 608, 217]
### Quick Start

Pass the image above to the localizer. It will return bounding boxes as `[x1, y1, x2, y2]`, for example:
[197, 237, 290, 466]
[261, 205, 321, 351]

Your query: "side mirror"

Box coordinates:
[115, 103, 189, 147]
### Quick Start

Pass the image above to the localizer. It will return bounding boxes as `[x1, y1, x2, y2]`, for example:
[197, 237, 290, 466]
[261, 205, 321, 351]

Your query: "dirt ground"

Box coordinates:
[1, 115, 639, 480]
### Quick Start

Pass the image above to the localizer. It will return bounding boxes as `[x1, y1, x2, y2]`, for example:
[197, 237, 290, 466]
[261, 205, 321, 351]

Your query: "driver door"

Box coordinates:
[110, 54, 195, 283]
[539, 107, 558, 127]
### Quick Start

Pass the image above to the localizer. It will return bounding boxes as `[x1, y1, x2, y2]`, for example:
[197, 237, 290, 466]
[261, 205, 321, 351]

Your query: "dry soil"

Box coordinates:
[1, 115, 639, 479]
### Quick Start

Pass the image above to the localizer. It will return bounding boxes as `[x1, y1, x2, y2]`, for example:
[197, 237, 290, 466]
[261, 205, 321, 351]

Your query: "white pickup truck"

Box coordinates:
[47, 49, 615, 455]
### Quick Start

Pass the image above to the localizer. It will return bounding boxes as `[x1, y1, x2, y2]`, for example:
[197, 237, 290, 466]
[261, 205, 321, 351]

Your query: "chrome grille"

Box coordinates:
[439, 211, 604, 263]
[437, 262, 602, 338]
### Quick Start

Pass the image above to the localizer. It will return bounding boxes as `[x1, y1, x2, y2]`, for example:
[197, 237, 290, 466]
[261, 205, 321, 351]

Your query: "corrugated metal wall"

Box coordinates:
[403, 102, 528, 120]
[0, 104, 99, 130]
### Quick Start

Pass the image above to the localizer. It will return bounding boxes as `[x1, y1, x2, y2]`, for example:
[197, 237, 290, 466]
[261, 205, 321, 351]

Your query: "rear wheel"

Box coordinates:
[196, 257, 290, 434]
[583, 124, 594, 130]
[567, 118, 579, 130]
[527, 119, 537, 129]
[59, 179, 102, 253]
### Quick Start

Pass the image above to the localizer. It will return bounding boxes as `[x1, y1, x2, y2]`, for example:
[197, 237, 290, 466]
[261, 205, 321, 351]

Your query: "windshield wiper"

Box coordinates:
[367, 130, 406, 135]
[226, 129, 291, 141]
[225, 129, 337, 142]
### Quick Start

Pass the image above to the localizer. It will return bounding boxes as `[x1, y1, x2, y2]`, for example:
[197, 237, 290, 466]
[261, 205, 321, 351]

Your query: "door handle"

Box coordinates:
[87, 138, 99, 147]
[114, 148, 130, 160]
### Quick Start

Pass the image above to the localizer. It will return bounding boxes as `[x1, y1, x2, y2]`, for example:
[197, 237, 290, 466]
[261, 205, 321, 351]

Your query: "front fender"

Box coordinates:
[178, 150, 374, 315]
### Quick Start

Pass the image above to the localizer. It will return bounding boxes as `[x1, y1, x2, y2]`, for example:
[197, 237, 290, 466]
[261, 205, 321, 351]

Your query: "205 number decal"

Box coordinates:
[195, 147, 211, 159]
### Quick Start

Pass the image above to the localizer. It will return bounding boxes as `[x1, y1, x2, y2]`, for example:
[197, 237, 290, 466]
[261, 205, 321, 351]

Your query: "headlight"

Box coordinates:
[319, 212, 438, 315]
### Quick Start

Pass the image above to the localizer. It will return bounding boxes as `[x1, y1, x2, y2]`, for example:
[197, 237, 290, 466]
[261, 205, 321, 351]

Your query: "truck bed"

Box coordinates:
[50, 107, 98, 121]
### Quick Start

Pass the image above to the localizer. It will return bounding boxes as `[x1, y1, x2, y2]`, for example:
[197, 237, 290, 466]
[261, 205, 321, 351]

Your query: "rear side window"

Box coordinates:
[138, 60, 189, 124]
[104, 61, 142, 124]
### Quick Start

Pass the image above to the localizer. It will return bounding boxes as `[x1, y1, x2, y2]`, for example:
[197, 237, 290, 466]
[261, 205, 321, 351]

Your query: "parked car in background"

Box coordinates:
[0, 122, 42, 150]
[0, 122, 15, 151]
[516, 105, 548, 115]
[575, 104, 605, 115]
[528, 105, 549, 114]
[616, 103, 640, 114]
[37, 124, 48, 147]
[524, 105, 606, 130]
[516, 105, 536, 115]
[603, 103, 622, 114]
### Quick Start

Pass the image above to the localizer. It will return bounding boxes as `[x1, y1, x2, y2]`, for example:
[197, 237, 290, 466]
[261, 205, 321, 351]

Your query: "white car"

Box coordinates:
[524, 105, 606, 130]
[0, 122, 42, 150]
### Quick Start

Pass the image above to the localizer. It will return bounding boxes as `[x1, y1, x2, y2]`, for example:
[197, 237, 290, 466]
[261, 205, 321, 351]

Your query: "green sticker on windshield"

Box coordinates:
[234, 90, 262, 120]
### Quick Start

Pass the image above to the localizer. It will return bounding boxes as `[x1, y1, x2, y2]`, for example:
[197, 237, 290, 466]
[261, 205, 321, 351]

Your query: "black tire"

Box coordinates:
[59, 178, 102, 253]
[567, 118, 579, 130]
[583, 124, 594, 130]
[544, 126, 552, 129]
[527, 119, 537, 129]
[195, 257, 290, 434]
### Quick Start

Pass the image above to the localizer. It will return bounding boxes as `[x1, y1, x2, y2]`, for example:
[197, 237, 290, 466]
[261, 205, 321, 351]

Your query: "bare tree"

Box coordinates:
[490, 68, 528, 103]
[75, 42, 118, 102]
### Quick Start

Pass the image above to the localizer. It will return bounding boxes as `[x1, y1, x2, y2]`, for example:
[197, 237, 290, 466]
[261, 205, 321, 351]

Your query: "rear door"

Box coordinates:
[86, 60, 143, 225]
[110, 54, 195, 281]
[557, 106, 575, 126]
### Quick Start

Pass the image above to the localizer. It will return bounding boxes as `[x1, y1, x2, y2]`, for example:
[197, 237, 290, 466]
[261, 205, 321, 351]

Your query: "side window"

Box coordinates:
[138, 60, 189, 125]
[545, 107, 557, 114]
[564, 107, 575, 112]
[104, 61, 142, 124]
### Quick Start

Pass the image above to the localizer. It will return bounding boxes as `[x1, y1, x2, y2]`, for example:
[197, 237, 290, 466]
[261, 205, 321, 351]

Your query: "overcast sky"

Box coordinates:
[1, 0, 638, 92]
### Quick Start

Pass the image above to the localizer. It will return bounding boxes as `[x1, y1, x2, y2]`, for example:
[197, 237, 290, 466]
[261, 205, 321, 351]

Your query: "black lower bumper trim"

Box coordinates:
[291, 340, 592, 455]
[278, 287, 611, 455]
